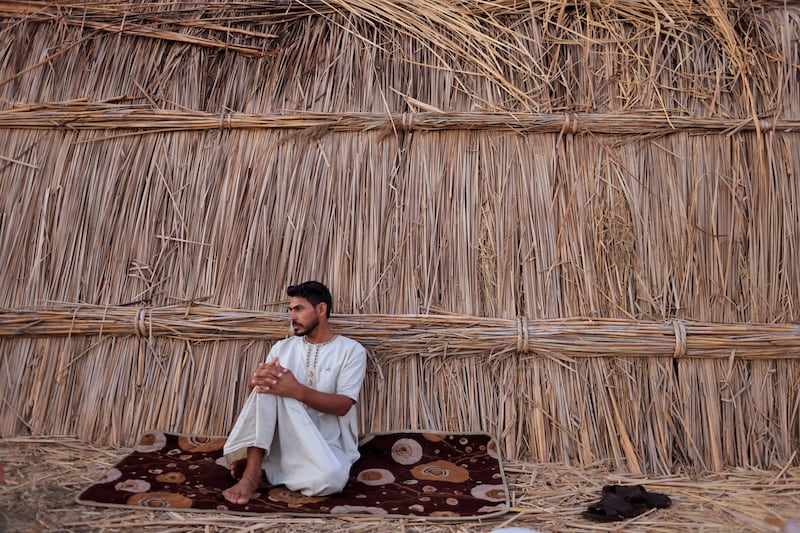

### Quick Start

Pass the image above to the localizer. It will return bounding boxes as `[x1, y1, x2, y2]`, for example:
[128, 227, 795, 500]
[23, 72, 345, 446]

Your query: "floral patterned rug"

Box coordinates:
[77, 431, 510, 519]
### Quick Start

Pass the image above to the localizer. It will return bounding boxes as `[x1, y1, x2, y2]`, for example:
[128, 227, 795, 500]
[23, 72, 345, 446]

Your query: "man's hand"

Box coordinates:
[250, 359, 301, 399]
[249, 358, 355, 417]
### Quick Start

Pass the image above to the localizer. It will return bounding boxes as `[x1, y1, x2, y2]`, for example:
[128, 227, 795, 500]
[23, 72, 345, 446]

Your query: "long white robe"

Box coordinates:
[223, 335, 367, 496]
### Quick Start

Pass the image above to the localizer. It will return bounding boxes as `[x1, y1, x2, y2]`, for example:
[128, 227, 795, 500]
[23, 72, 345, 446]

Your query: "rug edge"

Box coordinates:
[75, 494, 510, 521]
[76, 429, 512, 520]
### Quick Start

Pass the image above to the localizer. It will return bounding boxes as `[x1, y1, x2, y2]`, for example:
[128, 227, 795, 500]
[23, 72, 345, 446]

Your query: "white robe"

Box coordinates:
[223, 335, 367, 496]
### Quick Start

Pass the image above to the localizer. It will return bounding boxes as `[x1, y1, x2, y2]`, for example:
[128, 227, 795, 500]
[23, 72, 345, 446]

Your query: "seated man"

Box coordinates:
[222, 281, 367, 504]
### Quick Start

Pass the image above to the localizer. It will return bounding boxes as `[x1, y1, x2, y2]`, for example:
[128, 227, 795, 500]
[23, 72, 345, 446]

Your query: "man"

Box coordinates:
[222, 281, 367, 504]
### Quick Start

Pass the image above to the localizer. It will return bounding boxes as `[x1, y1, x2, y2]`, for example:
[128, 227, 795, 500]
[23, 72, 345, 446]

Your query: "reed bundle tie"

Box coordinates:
[219, 112, 233, 130]
[134, 308, 150, 338]
[561, 112, 579, 135]
[672, 319, 687, 358]
[401, 112, 414, 131]
[516, 316, 530, 353]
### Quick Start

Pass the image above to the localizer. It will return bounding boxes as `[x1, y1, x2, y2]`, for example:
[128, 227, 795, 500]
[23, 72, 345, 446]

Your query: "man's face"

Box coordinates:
[288, 296, 322, 336]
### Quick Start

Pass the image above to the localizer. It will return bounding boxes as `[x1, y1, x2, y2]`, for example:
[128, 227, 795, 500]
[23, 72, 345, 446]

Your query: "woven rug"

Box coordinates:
[77, 430, 510, 519]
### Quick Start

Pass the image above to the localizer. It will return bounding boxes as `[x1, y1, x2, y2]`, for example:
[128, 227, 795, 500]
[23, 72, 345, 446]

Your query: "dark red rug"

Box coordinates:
[77, 431, 510, 519]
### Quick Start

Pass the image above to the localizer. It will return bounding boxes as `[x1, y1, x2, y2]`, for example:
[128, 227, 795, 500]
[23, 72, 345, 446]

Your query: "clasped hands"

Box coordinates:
[250, 359, 300, 397]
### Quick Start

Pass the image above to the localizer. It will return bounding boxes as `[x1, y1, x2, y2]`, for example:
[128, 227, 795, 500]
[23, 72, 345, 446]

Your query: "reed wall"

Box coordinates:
[1, 0, 799, 474]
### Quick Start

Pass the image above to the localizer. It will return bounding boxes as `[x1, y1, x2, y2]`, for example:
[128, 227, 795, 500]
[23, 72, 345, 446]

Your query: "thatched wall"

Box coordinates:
[1, 0, 799, 474]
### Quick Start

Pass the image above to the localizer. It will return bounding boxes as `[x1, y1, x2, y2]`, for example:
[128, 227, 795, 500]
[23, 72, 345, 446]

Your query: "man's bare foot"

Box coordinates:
[222, 471, 260, 505]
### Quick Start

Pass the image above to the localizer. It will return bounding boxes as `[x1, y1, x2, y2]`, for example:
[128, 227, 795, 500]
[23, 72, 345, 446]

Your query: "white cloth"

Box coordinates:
[223, 335, 367, 496]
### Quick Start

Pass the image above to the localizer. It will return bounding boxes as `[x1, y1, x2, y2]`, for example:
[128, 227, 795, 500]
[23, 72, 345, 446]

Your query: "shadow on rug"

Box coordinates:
[77, 431, 510, 520]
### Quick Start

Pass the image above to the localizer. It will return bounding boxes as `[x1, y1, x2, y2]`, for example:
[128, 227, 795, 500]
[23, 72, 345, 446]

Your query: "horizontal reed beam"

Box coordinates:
[1, 103, 798, 134]
[3, 305, 800, 359]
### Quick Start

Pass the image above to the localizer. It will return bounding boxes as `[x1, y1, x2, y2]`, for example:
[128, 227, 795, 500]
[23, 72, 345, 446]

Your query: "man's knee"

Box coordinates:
[327, 463, 351, 494]
[301, 464, 350, 496]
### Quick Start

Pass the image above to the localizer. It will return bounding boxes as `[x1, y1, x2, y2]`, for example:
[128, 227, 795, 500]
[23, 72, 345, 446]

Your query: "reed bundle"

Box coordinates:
[3, 102, 800, 134]
[4, 305, 800, 360]
[1, 0, 799, 474]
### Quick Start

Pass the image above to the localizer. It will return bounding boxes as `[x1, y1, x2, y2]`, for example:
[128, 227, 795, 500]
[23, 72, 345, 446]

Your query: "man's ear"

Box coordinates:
[317, 301, 328, 318]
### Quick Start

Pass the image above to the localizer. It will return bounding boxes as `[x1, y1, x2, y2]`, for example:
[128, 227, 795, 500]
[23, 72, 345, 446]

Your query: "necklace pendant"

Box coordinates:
[303, 336, 334, 388]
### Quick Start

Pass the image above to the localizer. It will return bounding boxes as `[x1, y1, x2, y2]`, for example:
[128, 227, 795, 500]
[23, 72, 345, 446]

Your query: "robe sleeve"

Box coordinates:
[335, 340, 367, 403]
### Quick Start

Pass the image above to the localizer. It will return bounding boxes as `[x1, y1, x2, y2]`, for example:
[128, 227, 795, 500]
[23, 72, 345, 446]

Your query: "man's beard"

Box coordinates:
[292, 316, 319, 336]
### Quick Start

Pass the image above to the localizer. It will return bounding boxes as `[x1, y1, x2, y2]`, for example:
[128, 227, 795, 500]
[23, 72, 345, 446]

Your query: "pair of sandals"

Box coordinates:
[583, 484, 672, 522]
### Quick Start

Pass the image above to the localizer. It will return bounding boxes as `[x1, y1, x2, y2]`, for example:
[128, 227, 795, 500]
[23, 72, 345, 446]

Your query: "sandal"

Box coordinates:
[582, 492, 649, 522]
[602, 484, 672, 509]
[583, 484, 671, 522]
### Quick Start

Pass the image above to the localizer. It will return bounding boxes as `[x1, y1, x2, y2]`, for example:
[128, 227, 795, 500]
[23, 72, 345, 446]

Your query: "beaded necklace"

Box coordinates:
[303, 335, 337, 387]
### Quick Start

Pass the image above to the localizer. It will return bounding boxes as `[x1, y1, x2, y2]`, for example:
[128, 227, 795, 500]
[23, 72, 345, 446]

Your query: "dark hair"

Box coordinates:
[287, 281, 333, 318]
